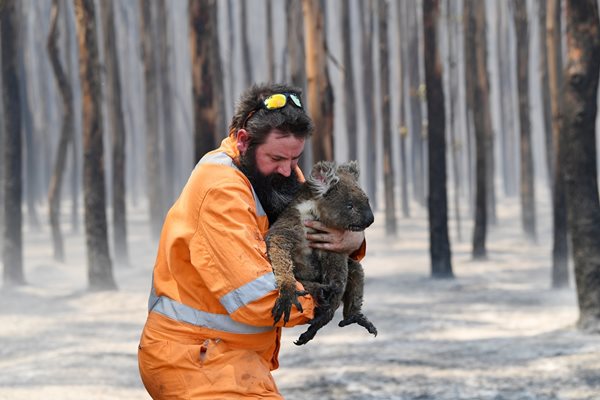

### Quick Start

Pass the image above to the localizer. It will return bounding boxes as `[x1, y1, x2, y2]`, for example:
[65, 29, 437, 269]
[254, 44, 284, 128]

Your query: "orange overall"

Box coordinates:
[138, 135, 314, 399]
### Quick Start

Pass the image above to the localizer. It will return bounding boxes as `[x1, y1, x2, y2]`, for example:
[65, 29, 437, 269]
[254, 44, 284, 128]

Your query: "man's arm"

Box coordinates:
[303, 220, 366, 256]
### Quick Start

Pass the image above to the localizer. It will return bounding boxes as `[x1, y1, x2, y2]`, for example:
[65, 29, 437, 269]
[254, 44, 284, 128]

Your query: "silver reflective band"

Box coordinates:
[220, 272, 277, 314]
[148, 289, 273, 334]
[196, 151, 266, 217]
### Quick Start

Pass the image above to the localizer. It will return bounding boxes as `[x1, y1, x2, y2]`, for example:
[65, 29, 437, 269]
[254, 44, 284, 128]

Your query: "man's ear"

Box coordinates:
[236, 129, 250, 154]
[307, 161, 339, 197]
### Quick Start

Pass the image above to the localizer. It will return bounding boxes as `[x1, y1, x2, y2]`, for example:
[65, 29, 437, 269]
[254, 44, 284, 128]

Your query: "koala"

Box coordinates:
[266, 160, 377, 345]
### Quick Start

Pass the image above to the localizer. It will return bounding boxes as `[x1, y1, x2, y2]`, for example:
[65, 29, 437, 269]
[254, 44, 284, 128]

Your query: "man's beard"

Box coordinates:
[238, 147, 302, 224]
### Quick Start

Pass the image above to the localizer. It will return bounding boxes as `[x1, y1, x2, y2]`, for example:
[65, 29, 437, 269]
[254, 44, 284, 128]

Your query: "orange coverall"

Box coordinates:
[138, 134, 315, 399]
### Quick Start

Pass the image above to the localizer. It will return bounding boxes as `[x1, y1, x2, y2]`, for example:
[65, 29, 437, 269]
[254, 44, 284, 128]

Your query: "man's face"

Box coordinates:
[238, 129, 305, 223]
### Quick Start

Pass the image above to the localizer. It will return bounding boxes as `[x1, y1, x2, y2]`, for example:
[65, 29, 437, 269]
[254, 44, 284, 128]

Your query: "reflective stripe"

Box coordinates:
[220, 272, 277, 314]
[148, 288, 273, 334]
[196, 151, 266, 217]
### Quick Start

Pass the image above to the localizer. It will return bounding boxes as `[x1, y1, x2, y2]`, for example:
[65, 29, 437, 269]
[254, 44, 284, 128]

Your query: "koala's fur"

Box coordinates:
[266, 161, 377, 345]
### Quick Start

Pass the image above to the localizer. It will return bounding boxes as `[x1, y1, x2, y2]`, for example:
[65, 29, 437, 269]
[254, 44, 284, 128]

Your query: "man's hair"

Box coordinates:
[229, 83, 314, 147]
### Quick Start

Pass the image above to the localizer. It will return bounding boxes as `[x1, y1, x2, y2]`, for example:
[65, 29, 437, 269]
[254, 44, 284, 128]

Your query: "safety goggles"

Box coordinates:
[242, 93, 303, 128]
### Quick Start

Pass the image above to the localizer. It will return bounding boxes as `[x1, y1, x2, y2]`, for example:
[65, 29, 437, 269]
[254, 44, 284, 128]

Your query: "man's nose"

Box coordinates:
[277, 163, 292, 177]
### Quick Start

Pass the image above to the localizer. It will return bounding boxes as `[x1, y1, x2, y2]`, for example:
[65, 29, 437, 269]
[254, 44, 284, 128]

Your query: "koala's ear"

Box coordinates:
[307, 161, 340, 197]
[337, 160, 360, 181]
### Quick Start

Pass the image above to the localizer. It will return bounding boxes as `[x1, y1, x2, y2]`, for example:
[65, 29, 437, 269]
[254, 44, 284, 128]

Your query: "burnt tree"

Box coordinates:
[379, 0, 396, 235]
[1, 0, 25, 286]
[303, 0, 334, 162]
[562, 0, 600, 332]
[47, 0, 74, 263]
[397, 0, 410, 218]
[74, 0, 116, 290]
[341, 0, 358, 161]
[423, 0, 453, 278]
[358, 0, 377, 207]
[189, 0, 219, 162]
[465, 0, 489, 259]
[139, 0, 164, 239]
[100, 0, 129, 266]
[547, 0, 569, 288]
[513, 0, 537, 240]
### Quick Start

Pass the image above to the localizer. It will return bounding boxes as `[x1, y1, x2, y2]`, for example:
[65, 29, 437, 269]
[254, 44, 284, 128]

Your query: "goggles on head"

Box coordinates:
[242, 93, 303, 129]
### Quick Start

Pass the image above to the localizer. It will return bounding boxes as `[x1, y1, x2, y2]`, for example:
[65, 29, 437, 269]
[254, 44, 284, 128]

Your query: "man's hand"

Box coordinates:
[304, 220, 365, 254]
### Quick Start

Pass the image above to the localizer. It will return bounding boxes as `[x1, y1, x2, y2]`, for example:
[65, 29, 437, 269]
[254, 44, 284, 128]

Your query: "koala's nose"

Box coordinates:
[363, 208, 375, 227]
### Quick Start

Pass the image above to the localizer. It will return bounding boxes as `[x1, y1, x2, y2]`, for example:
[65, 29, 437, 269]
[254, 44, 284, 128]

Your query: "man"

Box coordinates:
[138, 83, 366, 399]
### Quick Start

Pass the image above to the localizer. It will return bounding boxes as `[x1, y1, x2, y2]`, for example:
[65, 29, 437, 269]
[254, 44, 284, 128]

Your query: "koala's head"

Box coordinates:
[306, 161, 374, 231]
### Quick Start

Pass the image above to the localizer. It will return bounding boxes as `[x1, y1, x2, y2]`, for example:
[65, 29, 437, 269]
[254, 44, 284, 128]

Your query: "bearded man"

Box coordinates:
[138, 83, 366, 399]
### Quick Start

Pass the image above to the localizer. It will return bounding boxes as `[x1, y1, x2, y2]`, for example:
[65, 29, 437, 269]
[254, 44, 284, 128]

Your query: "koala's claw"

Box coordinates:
[339, 313, 378, 336]
[272, 289, 309, 326]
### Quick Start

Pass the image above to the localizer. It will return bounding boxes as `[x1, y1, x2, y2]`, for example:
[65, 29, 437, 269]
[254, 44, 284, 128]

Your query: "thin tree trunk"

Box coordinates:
[341, 0, 358, 161]
[446, 0, 460, 240]
[563, 0, 600, 332]
[498, 1, 518, 197]
[303, 0, 334, 162]
[240, 1, 253, 87]
[408, 0, 425, 207]
[139, 0, 164, 240]
[378, 0, 396, 236]
[189, 0, 218, 163]
[424, 0, 453, 278]
[465, 0, 489, 259]
[47, 0, 74, 263]
[1, 0, 25, 286]
[358, 0, 377, 208]
[63, 0, 80, 233]
[73, 0, 116, 290]
[101, 0, 128, 266]
[266, 0, 275, 81]
[539, 0, 554, 188]
[547, 0, 569, 288]
[398, 0, 410, 218]
[286, 0, 311, 172]
[513, 0, 537, 241]
[156, 0, 175, 205]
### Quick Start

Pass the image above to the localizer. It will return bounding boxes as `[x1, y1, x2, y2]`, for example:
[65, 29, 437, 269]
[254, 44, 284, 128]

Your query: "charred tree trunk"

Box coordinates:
[563, 0, 600, 332]
[139, 0, 164, 240]
[397, 0, 410, 218]
[408, 0, 426, 207]
[62, 0, 80, 233]
[423, 0, 453, 278]
[341, 0, 358, 161]
[266, 0, 275, 81]
[378, 0, 396, 236]
[1, 0, 25, 286]
[539, 0, 554, 187]
[513, 0, 537, 241]
[547, 0, 569, 288]
[189, 0, 219, 163]
[286, 0, 311, 171]
[74, 0, 116, 290]
[156, 0, 175, 204]
[499, 1, 518, 197]
[47, 0, 74, 263]
[446, 0, 461, 239]
[303, 0, 334, 162]
[100, 0, 128, 266]
[465, 0, 489, 259]
[358, 0, 377, 207]
[240, 1, 253, 87]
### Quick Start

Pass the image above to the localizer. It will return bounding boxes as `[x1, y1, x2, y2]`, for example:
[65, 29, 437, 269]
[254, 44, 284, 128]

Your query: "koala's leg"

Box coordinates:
[267, 235, 307, 326]
[294, 253, 347, 345]
[338, 259, 377, 336]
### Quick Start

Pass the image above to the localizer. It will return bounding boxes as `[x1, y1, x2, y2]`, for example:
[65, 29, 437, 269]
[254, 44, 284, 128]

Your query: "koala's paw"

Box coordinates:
[339, 313, 378, 336]
[272, 288, 308, 326]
